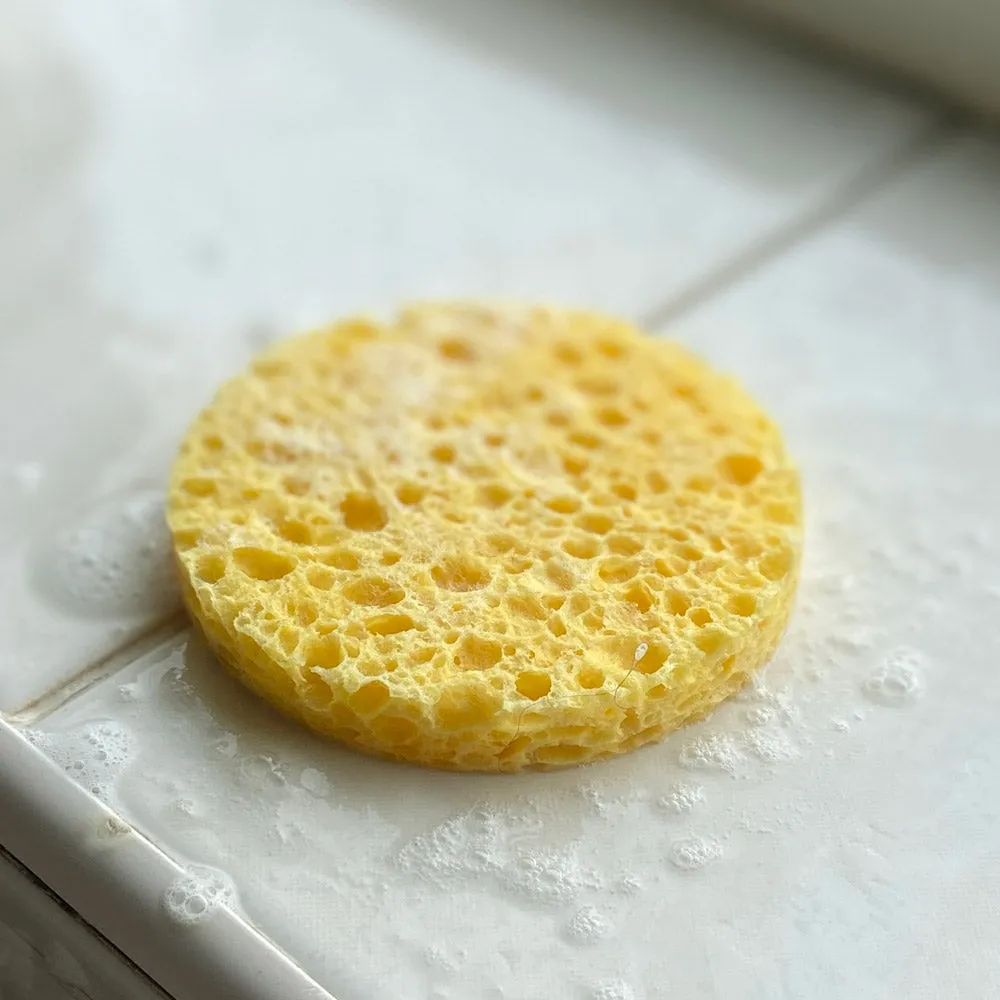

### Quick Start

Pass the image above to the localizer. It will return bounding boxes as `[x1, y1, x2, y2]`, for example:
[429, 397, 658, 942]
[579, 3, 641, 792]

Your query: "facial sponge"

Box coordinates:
[167, 303, 801, 771]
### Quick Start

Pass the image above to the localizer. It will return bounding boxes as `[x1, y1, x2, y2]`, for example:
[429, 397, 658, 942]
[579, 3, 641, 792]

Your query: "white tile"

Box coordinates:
[0, 0, 928, 708]
[8, 0, 930, 335]
[13, 129, 1000, 1000]
[662, 130, 1000, 998]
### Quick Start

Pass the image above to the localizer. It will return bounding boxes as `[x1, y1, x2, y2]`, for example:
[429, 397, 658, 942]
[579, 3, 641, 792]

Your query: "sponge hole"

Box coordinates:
[607, 534, 642, 556]
[277, 519, 312, 545]
[575, 375, 619, 396]
[596, 338, 627, 360]
[568, 430, 602, 450]
[759, 544, 793, 581]
[504, 555, 534, 574]
[577, 512, 613, 535]
[646, 470, 670, 493]
[348, 680, 391, 715]
[195, 553, 226, 584]
[395, 482, 426, 505]
[181, 477, 217, 497]
[431, 557, 491, 591]
[545, 495, 580, 515]
[508, 595, 547, 621]
[343, 576, 406, 607]
[303, 635, 345, 669]
[438, 338, 476, 362]
[232, 547, 296, 581]
[765, 501, 797, 525]
[456, 635, 504, 670]
[611, 482, 637, 502]
[622, 582, 653, 613]
[554, 341, 583, 365]
[695, 626, 727, 655]
[635, 643, 667, 674]
[487, 532, 517, 554]
[665, 590, 691, 616]
[478, 483, 513, 508]
[305, 566, 334, 590]
[322, 549, 360, 571]
[283, 475, 311, 497]
[597, 557, 637, 583]
[366, 613, 416, 635]
[340, 492, 388, 531]
[596, 406, 629, 428]
[562, 453, 589, 476]
[515, 671, 551, 700]
[562, 536, 599, 560]
[719, 453, 764, 486]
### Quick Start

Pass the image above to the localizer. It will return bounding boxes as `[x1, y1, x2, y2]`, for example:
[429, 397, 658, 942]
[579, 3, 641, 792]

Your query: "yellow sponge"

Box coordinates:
[167, 303, 801, 771]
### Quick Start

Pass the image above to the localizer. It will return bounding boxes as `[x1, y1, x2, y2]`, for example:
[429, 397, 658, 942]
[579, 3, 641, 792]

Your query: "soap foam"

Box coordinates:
[27, 721, 133, 803]
[591, 981, 637, 1000]
[656, 782, 705, 815]
[863, 648, 925, 707]
[162, 864, 238, 926]
[668, 836, 723, 871]
[396, 806, 601, 907]
[564, 905, 610, 945]
[37, 489, 180, 619]
[678, 733, 746, 773]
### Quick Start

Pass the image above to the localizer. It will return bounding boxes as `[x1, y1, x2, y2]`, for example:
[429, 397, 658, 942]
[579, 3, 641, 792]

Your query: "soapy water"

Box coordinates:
[656, 782, 705, 815]
[590, 981, 637, 1000]
[742, 727, 800, 764]
[239, 753, 287, 788]
[564, 905, 611, 945]
[668, 836, 724, 872]
[396, 806, 601, 907]
[32, 488, 180, 620]
[162, 864, 238, 926]
[744, 706, 774, 727]
[678, 733, 746, 774]
[615, 873, 643, 896]
[299, 767, 331, 797]
[862, 648, 925, 707]
[26, 721, 133, 803]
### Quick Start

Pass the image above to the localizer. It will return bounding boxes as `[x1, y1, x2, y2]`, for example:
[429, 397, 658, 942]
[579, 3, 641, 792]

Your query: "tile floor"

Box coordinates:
[2, 0, 999, 998]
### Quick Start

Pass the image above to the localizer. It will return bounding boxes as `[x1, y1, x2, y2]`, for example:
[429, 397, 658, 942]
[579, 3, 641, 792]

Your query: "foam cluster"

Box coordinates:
[167, 303, 801, 771]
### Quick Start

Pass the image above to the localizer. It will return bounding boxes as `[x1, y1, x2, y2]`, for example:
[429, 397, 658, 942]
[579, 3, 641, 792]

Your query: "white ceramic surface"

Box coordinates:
[0, 851, 168, 1000]
[0, 0, 928, 709]
[13, 129, 1000, 998]
[3, 2, 996, 999]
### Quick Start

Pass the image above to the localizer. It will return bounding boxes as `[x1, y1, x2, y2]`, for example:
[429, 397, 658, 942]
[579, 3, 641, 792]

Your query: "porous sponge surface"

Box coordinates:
[167, 304, 802, 771]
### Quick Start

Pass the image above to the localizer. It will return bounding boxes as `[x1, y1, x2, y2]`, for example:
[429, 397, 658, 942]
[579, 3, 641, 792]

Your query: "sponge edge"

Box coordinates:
[167, 303, 802, 772]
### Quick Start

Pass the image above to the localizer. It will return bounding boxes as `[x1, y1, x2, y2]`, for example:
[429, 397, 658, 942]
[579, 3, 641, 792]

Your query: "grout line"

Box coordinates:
[639, 112, 963, 329]
[5, 615, 188, 726]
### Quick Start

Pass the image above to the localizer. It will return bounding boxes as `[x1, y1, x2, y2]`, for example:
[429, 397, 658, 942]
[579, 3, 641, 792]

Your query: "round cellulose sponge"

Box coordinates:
[167, 303, 801, 771]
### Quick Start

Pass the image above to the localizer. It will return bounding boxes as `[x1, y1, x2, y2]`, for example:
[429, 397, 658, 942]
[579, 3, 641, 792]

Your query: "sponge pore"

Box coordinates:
[167, 303, 802, 771]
